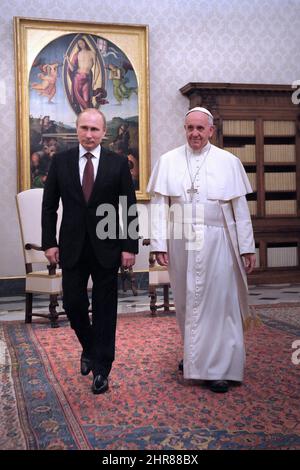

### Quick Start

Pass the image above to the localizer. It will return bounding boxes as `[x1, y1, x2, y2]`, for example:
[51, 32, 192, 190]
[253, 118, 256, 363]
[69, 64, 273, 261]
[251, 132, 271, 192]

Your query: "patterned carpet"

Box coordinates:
[0, 304, 300, 450]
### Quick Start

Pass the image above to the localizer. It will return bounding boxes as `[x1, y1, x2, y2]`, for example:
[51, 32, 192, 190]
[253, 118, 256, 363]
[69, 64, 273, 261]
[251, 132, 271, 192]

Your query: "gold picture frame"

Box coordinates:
[14, 17, 150, 200]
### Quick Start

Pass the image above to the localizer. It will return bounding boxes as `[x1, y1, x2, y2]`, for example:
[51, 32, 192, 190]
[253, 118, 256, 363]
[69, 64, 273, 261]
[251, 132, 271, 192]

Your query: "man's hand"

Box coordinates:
[242, 253, 256, 274]
[121, 252, 135, 269]
[154, 252, 169, 267]
[45, 247, 60, 265]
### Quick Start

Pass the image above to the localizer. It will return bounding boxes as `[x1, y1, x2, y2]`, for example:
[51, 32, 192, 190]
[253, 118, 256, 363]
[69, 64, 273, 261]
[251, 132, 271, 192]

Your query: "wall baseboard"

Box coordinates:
[0, 278, 25, 297]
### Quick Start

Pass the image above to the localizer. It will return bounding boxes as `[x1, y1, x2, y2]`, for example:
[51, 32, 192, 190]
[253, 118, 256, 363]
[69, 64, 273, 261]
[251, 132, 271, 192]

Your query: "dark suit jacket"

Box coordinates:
[42, 146, 138, 269]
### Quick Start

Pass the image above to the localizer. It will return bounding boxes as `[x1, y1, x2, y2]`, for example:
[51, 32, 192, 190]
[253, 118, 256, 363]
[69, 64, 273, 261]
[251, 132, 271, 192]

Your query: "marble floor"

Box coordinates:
[0, 283, 300, 322]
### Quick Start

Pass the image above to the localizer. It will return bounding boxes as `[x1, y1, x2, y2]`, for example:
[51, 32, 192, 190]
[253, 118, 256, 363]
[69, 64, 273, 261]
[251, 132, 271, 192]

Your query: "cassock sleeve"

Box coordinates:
[149, 194, 169, 253]
[231, 196, 255, 255]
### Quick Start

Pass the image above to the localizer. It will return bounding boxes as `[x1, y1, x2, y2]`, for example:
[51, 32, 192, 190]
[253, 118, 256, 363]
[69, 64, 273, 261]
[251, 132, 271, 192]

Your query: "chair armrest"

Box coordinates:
[141, 239, 157, 267]
[47, 264, 57, 275]
[25, 243, 43, 251]
[25, 243, 57, 274]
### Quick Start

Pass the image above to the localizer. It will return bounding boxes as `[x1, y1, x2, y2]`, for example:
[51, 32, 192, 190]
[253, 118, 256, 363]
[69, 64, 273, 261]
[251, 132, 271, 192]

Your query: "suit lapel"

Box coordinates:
[67, 147, 84, 199]
[89, 147, 111, 202]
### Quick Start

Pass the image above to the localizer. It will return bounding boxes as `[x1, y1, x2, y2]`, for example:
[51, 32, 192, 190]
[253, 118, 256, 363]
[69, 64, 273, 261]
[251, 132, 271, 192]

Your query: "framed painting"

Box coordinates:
[14, 17, 150, 200]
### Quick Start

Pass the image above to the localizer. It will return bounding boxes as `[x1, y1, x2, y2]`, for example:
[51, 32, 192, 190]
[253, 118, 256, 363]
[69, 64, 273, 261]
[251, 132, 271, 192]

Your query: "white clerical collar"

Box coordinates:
[79, 144, 101, 160]
[187, 141, 210, 156]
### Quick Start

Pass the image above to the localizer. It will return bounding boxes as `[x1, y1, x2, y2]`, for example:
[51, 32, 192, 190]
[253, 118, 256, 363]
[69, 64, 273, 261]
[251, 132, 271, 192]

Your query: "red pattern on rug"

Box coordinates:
[2, 305, 300, 450]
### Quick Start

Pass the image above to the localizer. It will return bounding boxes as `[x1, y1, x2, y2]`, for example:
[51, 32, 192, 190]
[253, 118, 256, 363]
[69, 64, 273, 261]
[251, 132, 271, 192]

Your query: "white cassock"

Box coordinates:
[147, 142, 255, 381]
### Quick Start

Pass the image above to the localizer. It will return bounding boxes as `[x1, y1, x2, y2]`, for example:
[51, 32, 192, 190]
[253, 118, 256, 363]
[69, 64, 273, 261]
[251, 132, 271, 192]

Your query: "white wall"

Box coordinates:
[1, 0, 300, 276]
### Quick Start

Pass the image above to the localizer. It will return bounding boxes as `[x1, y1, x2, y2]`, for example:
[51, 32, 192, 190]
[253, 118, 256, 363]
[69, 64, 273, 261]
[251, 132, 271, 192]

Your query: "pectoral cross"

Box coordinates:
[187, 184, 198, 196]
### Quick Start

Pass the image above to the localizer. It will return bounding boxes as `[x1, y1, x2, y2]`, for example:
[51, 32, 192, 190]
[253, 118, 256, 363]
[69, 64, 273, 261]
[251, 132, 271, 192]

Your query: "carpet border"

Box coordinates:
[28, 325, 92, 450]
[3, 324, 37, 449]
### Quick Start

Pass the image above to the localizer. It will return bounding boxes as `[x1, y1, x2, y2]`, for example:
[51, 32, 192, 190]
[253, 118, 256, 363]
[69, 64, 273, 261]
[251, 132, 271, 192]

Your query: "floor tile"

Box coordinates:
[1, 284, 300, 321]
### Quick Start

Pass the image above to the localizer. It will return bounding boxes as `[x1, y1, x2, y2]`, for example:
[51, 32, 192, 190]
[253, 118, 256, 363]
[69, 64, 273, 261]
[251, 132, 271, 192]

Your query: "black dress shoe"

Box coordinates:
[80, 353, 92, 376]
[92, 374, 109, 394]
[209, 380, 229, 393]
[178, 359, 184, 372]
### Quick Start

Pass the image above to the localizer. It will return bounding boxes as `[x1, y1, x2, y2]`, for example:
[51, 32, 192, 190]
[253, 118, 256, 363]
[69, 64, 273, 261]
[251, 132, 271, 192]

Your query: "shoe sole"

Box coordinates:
[210, 387, 228, 393]
[92, 387, 108, 395]
[92, 384, 109, 394]
[209, 382, 229, 393]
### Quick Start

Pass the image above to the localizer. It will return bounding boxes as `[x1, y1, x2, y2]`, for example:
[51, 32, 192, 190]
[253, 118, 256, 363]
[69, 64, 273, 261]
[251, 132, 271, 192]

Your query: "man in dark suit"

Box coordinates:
[42, 108, 138, 394]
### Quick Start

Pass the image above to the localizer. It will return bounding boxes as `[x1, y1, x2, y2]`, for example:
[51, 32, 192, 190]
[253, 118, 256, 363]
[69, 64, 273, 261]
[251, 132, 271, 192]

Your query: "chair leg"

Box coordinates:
[120, 267, 127, 292]
[129, 268, 138, 296]
[163, 285, 170, 311]
[149, 285, 157, 316]
[48, 294, 60, 328]
[25, 293, 33, 323]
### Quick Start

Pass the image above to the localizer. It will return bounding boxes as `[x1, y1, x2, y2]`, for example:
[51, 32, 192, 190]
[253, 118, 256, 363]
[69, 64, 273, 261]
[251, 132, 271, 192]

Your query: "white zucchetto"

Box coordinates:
[185, 107, 213, 119]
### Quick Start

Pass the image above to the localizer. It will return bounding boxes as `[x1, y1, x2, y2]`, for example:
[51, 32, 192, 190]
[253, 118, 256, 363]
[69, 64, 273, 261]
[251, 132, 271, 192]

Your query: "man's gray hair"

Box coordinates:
[76, 108, 107, 129]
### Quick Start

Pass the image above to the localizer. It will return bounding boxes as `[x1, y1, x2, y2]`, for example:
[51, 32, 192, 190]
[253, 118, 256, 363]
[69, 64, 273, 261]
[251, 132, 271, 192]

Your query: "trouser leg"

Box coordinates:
[90, 265, 119, 377]
[62, 237, 120, 377]
[62, 261, 92, 356]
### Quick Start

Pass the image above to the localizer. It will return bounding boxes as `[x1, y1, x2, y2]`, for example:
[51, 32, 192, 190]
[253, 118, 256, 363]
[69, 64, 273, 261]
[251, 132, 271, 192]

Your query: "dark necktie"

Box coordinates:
[82, 152, 94, 202]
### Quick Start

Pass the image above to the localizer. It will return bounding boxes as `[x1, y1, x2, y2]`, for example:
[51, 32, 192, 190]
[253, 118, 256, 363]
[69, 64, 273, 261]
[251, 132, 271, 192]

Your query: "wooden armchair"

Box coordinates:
[142, 239, 174, 316]
[16, 188, 65, 328]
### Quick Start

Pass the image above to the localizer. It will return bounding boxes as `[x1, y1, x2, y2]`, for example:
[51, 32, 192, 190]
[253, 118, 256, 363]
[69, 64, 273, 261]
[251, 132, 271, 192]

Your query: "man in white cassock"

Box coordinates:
[147, 107, 256, 393]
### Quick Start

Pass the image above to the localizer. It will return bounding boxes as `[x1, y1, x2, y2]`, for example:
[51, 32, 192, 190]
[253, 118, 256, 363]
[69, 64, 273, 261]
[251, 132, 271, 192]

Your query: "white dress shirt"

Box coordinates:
[79, 144, 101, 184]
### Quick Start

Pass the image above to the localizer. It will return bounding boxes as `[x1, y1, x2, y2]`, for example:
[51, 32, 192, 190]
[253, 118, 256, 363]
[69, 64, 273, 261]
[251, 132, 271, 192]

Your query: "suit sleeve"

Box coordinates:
[41, 155, 60, 251]
[119, 157, 139, 253]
